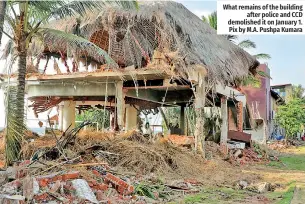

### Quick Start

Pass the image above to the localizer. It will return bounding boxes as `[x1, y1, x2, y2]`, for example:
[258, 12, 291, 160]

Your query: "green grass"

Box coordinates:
[266, 181, 296, 204]
[182, 187, 250, 204]
[276, 184, 295, 204]
[268, 155, 305, 171]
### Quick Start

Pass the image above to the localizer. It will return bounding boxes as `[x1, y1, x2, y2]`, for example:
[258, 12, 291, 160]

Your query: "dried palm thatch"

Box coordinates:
[36, 1, 258, 85]
[76, 130, 206, 176]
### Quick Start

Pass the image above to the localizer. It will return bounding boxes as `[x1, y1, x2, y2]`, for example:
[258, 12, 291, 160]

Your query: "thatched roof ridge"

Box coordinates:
[43, 1, 259, 85]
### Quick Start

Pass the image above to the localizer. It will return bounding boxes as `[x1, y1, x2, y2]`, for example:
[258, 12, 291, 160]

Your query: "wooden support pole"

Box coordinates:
[116, 81, 125, 130]
[180, 105, 185, 135]
[220, 96, 228, 154]
[237, 101, 243, 132]
[194, 82, 206, 157]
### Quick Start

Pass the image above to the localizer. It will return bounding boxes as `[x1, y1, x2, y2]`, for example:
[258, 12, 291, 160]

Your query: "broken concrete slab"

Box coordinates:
[71, 179, 98, 203]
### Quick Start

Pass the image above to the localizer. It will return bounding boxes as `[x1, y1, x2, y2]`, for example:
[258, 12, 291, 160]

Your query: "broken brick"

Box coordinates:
[104, 173, 134, 195]
[16, 160, 31, 179]
[38, 178, 49, 188]
[96, 190, 104, 201]
[91, 183, 109, 191]
[63, 185, 75, 192]
[51, 175, 62, 182]
[62, 171, 80, 181]
[92, 170, 101, 177]
[184, 179, 201, 185]
[33, 193, 49, 201]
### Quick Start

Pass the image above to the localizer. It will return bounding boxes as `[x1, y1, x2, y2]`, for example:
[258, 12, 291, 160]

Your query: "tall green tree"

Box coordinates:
[291, 84, 305, 99]
[276, 98, 305, 138]
[3, 0, 137, 165]
[76, 109, 110, 130]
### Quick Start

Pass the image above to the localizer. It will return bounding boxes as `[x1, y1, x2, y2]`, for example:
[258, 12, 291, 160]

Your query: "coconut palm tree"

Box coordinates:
[202, 11, 271, 60]
[0, 0, 6, 45]
[2, 0, 137, 165]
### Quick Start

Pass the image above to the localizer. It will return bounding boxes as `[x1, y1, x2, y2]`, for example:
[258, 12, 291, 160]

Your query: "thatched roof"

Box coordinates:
[40, 1, 259, 85]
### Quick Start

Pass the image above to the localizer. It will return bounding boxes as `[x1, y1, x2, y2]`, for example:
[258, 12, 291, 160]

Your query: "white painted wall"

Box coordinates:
[244, 123, 265, 144]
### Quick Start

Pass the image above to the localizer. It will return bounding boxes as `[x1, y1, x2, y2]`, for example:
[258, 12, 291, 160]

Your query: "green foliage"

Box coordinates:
[291, 84, 305, 99]
[254, 53, 271, 60]
[202, 11, 217, 30]
[276, 98, 305, 138]
[238, 39, 256, 49]
[240, 74, 261, 88]
[135, 182, 168, 200]
[76, 109, 110, 130]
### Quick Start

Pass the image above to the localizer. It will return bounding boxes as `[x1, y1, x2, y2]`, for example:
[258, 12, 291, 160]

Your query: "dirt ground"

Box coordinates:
[180, 145, 305, 204]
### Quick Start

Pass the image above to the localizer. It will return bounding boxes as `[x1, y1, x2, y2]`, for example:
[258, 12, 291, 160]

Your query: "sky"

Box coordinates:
[179, 0, 304, 87]
[0, 0, 304, 128]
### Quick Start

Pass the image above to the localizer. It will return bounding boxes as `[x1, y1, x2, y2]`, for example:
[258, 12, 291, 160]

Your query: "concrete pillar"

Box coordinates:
[62, 100, 76, 131]
[116, 81, 125, 130]
[220, 96, 228, 145]
[58, 105, 64, 131]
[125, 105, 138, 131]
[180, 105, 185, 135]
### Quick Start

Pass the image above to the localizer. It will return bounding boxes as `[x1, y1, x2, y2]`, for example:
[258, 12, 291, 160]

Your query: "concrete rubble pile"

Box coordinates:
[0, 125, 203, 203]
[228, 145, 279, 165]
[267, 139, 304, 150]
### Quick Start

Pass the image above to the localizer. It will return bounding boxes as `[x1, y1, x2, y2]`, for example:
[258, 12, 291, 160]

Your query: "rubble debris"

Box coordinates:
[238, 180, 248, 189]
[0, 124, 267, 203]
[104, 173, 134, 195]
[267, 139, 304, 150]
[227, 141, 245, 149]
[246, 182, 275, 193]
[233, 149, 243, 158]
[71, 179, 99, 203]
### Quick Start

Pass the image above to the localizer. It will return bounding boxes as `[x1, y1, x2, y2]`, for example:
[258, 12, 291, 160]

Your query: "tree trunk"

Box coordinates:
[5, 11, 27, 165]
[5, 52, 27, 165]
[0, 0, 6, 45]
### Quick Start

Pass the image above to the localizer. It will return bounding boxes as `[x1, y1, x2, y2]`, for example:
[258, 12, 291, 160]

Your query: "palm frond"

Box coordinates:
[241, 74, 261, 88]
[225, 35, 237, 42]
[254, 53, 271, 60]
[37, 28, 118, 68]
[208, 11, 217, 30]
[1, 39, 13, 59]
[30, 0, 138, 21]
[257, 70, 271, 79]
[202, 11, 217, 30]
[202, 15, 208, 23]
[238, 39, 256, 49]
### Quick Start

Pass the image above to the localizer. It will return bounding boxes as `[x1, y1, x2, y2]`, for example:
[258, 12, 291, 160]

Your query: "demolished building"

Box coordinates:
[0, 1, 260, 148]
